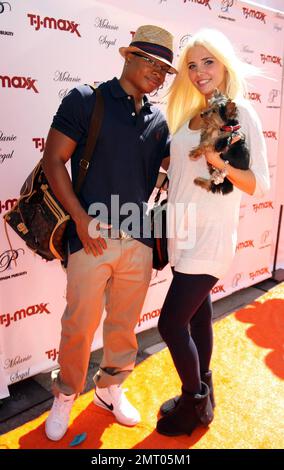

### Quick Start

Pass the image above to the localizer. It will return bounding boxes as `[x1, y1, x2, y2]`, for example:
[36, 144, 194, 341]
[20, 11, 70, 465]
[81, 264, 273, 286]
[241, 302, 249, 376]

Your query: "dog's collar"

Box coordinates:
[220, 124, 241, 133]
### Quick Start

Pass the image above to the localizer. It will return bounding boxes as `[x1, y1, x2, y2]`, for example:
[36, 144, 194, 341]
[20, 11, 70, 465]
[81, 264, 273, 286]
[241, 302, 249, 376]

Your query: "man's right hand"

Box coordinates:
[76, 213, 111, 256]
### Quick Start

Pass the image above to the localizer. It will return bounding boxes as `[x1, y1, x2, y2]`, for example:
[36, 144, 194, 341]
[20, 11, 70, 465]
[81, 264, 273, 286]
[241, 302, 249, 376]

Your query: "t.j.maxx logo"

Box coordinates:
[211, 284, 225, 294]
[27, 13, 81, 37]
[242, 7, 266, 23]
[260, 54, 282, 66]
[249, 267, 269, 281]
[248, 92, 261, 103]
[0, 303, 50, 328]
[253, 201, 273, 213]
[0, 197, 17, 214]
[237, 240, 254, 250]
[0, 75, 38, 93]
[263, 131, 277, 139]
[183, 0, 211, 9]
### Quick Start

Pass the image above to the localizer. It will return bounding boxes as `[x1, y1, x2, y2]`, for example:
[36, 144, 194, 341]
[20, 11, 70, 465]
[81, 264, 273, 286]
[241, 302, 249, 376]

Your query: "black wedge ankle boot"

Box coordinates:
[202, 370, 215, 408]
[159, 370, 215, 416]
[156, 382, 213, 436]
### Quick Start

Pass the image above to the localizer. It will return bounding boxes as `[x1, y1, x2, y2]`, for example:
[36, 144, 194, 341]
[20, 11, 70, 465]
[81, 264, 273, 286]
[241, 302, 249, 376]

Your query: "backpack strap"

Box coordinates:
[74, 86, 104, 194]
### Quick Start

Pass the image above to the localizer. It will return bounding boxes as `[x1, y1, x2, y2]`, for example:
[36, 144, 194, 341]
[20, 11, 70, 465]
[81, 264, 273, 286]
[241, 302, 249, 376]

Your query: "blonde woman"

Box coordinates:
[156, 28, 270, 436]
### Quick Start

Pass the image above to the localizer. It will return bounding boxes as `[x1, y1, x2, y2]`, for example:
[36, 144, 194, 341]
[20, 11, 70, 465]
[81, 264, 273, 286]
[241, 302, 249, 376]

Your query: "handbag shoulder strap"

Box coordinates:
[154, 174, 168, 204]
[74, 86, 104, 194]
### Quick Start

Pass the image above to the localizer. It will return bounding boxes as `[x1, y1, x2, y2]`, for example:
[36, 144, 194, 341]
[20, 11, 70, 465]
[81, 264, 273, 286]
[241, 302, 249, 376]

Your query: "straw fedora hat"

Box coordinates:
[119, 25, 177, 74]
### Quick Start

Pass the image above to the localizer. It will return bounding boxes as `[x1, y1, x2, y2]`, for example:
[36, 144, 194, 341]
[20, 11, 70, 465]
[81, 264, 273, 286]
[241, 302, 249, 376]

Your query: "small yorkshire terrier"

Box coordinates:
[190, 90, 250, 194]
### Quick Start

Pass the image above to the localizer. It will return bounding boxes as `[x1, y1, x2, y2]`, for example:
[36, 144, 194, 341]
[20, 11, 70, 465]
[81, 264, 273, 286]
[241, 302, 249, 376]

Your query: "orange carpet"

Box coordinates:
[1, 283, 284, 449]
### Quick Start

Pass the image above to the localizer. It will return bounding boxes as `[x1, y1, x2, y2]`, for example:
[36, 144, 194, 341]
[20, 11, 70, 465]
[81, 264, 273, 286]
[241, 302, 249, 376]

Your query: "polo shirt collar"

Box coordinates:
[110, 77, 153, 113]
[110, 77, 128, 98]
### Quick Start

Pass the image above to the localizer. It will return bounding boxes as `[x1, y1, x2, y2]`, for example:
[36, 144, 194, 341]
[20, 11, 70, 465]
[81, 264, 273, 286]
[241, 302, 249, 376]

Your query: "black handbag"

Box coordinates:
[151, 175, 169, 270]
[3, 87, 104, 262]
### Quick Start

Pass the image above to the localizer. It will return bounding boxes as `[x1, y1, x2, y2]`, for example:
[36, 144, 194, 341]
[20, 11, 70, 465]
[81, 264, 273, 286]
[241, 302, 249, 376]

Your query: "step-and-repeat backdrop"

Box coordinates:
[1, 0, 283, 397]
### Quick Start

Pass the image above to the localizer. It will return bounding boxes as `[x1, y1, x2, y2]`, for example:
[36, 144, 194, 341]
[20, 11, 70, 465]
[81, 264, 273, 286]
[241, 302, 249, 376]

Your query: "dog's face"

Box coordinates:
[201, 103, 225, 128]
[201, 91, 238, 127]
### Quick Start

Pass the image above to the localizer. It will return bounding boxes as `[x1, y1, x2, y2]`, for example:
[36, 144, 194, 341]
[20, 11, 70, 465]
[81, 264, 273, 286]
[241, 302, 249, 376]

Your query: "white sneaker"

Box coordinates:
[45, 392, 75, 441]
[94, 384, 140, 426]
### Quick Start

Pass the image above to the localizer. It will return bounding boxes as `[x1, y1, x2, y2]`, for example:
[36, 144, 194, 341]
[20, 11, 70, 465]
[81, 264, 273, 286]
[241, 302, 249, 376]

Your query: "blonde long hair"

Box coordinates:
[167, 29, 260, 135]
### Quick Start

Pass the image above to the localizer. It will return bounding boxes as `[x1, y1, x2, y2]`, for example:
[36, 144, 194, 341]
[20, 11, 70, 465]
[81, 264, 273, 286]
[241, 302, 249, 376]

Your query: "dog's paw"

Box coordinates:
[189, 150, 203, 160]
[194, 177, 212, 191]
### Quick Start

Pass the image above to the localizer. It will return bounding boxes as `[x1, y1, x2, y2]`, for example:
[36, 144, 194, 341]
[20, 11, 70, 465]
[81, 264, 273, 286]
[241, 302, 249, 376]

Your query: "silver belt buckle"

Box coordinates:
[100, 227, 131, 239]
[119, 229, 131, 240]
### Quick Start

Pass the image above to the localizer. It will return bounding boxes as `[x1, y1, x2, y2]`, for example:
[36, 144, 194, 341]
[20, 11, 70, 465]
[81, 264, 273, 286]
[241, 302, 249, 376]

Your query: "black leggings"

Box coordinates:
[158, 271, 218, 395]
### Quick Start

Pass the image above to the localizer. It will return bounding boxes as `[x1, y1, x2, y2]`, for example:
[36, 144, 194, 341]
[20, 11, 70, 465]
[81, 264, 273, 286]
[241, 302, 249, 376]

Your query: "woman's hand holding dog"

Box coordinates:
[203, 135, 241, 169]
[203, 144, 256, 196]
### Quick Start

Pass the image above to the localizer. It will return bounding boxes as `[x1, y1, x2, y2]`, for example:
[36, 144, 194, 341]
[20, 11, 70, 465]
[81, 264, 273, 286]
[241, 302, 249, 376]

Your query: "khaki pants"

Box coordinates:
[53, 238, 152, 395]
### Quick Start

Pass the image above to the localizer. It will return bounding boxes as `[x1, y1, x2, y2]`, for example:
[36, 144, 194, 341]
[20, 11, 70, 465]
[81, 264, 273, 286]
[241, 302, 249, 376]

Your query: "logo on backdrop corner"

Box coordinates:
[220, 0, 234, 13]
[0, 2, 11, 14]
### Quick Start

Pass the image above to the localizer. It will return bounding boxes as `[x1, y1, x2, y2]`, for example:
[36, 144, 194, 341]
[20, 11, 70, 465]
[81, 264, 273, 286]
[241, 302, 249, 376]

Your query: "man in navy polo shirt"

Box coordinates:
[43, 24, 177, 441]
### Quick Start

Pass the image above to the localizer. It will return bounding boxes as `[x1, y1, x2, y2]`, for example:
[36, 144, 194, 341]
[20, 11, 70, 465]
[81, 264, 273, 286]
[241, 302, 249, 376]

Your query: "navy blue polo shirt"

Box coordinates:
[51, 77, 170, 254]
